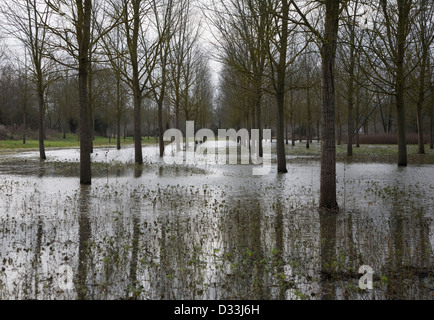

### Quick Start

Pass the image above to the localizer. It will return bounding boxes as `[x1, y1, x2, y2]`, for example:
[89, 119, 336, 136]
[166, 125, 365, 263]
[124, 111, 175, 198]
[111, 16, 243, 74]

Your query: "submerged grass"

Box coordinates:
[286, 142, 434, 164]
[0, 145, 432, 300]
[0, 175, 431, 300]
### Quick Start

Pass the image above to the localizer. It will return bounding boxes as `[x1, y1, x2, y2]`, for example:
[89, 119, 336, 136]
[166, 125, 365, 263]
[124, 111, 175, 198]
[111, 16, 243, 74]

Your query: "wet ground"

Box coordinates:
[0, 144, 433, 300]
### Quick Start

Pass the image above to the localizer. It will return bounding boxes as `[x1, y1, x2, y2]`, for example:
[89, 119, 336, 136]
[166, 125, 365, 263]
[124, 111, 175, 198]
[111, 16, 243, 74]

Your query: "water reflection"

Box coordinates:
[127, 192, 141, 299]
[319, 210, 338, 300]
[134, 164, 143, 179]
[218, 188, 268, 299]
[77, 185, 91, 299]
[31, 218, 43, 298]
[0, 149, 433, 300]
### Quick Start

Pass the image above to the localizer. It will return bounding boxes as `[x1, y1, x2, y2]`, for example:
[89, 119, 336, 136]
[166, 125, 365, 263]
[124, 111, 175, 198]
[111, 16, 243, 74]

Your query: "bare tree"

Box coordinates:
[407, 0, 434, 154]
[209, 0, 271, 158]
[266, 0, 290, 173]
[150, 0, 179, 158]
[338, 0, 363, 156]
[289, 0, 345, 209]
[43, 0, 94, 183]
[101, 0, 158, 164]
[168, 0, 199, 151]
[1, 0, 56, 160]
[431, 57, 434, 150]
[363, 0, 416, 166]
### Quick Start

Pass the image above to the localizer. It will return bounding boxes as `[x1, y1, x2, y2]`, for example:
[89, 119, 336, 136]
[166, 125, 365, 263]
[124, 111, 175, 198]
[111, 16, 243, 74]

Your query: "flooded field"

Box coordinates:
[0, 144, 433, 300]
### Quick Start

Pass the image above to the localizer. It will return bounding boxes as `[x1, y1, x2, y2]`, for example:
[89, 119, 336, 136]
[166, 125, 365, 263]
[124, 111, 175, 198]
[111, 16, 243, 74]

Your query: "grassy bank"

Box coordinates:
[286, 141, 434, 164]
[0, 134, 157, 152]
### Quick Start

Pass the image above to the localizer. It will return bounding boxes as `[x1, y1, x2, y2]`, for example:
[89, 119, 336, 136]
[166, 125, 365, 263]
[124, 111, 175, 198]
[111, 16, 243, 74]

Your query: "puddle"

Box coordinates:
[0, 146, 433, 299]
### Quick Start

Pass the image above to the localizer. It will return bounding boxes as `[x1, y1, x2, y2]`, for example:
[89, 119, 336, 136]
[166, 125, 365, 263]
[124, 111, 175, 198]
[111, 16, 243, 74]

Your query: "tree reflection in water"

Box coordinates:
[0, 160, 432, 299]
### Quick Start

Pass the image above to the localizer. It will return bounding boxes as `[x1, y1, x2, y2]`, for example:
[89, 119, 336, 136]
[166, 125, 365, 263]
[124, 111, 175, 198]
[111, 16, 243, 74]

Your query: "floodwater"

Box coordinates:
[0, 144, 433, 300]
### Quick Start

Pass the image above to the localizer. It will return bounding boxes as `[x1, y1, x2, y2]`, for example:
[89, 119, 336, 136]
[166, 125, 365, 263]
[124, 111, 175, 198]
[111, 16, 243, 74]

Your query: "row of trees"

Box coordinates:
[1, 0, 433, 209]
[0, 0, 214, 184]
[212, 0, 434, 208]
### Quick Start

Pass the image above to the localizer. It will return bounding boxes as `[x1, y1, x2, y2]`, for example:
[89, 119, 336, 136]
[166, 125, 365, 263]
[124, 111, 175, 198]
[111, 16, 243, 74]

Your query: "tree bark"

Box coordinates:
[116, 70, 122, 150]
[275, 0, 289, 173]
[430, 102, 433, 149]
[416, 100, 425, 154]
[158, 96, 164, 158]
[125, 0, 143, 164]
[346, 0, 359, 157]
[77, 0, 92, 185]
[37, 82, 46, 160]
[306, 86, 311, 149]
[133, 85, 143, 163]
[23, 110, 26, 145]
[347, 57, 354, 156]
[255, 87, 263, 158]
[431, 81, 434, 149]
[319, 0, 339, 209]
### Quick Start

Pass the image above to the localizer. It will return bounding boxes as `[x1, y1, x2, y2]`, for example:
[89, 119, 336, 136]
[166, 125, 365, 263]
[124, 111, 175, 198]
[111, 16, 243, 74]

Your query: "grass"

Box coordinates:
[0, 134, 158, 152]
[285, 141, 434, 164]
[2, 133, 434, 165]
[0, 140, 432, 299]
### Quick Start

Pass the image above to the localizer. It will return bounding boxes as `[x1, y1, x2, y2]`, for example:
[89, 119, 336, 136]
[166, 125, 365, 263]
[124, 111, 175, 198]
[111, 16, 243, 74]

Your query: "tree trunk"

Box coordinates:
[416, 100, 425, 154]
[285, 122, 289, 145]
[88, 53, 93, 154]
[356, 127, 360, 147]
[276, 91, 287, 173]
[430, 82, 433, 149]
[319, 0, 339, 209]
[430, 104, 433, 149]
[78, 0, 92, 185]
[347, 0, 359, 157]
[395, 0, 410, 166]
[158, 97, 164, 158]
[416, 25, 428, 154]
[37, 86, 46, 160]
[175, 103, 181, 151]
[275, 0, 289, 173]
[255, 89, 263, 158]
[79, 60, 92, 184]
[133, 86, 143, 164]
[306, 95, 311, 149]
[347, 71, 354, 156]
[117, 116, 121, 150]
[23, 110, 26, 145]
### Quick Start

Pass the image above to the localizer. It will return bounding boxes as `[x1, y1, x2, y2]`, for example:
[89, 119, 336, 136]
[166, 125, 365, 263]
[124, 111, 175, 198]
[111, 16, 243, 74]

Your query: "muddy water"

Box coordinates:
[0, 146, 433, 300]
